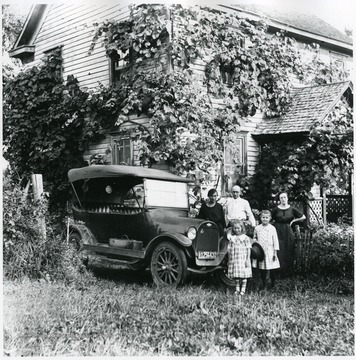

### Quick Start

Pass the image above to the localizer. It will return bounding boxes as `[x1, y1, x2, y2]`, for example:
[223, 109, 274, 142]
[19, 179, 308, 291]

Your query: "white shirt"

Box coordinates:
[225, 197, 256, 226]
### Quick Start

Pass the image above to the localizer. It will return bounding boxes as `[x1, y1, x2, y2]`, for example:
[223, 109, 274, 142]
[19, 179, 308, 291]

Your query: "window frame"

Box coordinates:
[112, 136, 133, 165]
[223, 133, 248, 176]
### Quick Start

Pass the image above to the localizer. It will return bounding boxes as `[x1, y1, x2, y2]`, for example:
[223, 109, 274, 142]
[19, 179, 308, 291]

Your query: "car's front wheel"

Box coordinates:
[214, 256, 236, 287]
[215, 268, 236, 288]
[150, 242, 188, 286]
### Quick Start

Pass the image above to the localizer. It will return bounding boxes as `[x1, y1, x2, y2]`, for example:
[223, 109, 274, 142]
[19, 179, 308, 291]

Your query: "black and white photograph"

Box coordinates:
[2, 0, 354, 356]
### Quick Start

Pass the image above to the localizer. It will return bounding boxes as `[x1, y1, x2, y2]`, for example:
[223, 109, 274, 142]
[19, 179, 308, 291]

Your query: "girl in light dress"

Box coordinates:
[252, 210, 280, 290]
[227, 220, 252, 296]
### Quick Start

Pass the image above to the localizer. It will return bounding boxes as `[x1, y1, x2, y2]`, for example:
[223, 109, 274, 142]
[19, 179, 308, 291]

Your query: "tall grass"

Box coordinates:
[3, 274, 354, 356]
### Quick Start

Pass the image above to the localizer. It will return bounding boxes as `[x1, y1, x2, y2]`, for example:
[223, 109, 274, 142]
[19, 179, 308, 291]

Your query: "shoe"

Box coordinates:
[234, 291, 240, 296]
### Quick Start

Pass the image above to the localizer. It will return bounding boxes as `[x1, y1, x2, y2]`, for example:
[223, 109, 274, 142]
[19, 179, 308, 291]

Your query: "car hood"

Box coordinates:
[146, 208, 209, 235]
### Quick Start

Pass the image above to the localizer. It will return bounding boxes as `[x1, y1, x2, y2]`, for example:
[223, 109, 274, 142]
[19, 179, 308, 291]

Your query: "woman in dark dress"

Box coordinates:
[271, 192, 306, 270]
[198, 189, 226, 237]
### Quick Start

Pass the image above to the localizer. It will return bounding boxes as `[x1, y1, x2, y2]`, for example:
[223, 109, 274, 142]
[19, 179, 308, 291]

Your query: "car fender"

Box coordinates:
[69, 220, 97, 245]
[145, 233, 192, 256]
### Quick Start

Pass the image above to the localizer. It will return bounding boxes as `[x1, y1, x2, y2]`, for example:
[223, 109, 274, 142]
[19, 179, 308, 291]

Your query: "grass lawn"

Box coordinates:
[3, 268, 354, 356]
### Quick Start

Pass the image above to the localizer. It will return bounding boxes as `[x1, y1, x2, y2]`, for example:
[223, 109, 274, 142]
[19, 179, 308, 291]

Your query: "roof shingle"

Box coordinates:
[254, 81, 352, 136]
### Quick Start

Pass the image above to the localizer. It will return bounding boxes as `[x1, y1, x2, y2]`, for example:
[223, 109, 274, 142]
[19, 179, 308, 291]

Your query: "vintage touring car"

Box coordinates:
[67, 165, 264, 286]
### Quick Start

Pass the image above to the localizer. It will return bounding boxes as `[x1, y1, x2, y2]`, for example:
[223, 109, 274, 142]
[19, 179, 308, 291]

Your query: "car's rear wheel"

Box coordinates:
[68, 231, 88, 267]
[150, 242, 188, 286]
[68, 231, 82, 251]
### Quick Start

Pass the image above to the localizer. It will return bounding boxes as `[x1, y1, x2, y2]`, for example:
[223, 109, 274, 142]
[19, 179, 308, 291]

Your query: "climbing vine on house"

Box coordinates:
[2, 49, 89, 214]
[88, 4, 307, 173]
[250, 97, 353, 201]
[3, 4, 351, 215]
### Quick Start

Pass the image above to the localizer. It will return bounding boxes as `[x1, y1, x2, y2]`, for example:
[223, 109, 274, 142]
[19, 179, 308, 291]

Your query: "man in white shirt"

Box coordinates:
[224, 185, 256, 227]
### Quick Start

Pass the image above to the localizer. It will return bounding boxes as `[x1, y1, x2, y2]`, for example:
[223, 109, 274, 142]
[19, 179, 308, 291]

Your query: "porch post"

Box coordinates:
[31, 174, 46, 238]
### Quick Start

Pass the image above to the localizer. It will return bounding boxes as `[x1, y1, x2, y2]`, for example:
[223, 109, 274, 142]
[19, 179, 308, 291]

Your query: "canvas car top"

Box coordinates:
[68, 165, 192, 183]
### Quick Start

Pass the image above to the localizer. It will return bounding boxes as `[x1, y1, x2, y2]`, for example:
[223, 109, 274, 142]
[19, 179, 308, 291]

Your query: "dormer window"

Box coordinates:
[109, 29, 170, 84]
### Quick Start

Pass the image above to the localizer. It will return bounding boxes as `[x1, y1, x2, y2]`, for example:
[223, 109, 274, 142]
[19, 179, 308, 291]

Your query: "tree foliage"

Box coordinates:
[3, 49, 89, 214]
[2, 5, 26, 86]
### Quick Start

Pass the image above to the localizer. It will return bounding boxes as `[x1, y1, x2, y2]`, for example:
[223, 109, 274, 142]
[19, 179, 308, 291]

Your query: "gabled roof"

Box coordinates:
[11, 3, 352, 60]
[223, 3, 353, 49]
[9, 4, 48, 59]
[253, 81, 353, 137]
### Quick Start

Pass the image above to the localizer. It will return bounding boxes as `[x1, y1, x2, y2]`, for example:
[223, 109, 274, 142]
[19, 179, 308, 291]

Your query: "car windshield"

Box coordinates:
[144, 179, 188, 208]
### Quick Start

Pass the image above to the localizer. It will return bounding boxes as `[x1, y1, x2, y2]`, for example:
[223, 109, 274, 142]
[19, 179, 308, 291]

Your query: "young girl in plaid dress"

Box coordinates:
[252, 210, 280, 289]
[227, 220, 252, 296]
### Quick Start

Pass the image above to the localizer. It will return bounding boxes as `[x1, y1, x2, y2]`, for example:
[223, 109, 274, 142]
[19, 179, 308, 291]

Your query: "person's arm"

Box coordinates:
[290, 208, 306, 226]
[272, 227, 279, 261]
[219, 204, 227, 228]
[197, 203, 206, 219]
[245, 201, 256, 227]
[224, 198, 231, 222]
[245, 240, 251, 267]
[253, 227, 258, 242]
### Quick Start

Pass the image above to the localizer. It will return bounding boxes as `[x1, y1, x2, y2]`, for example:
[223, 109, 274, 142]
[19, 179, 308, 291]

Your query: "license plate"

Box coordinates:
[198, 251, 217, 260]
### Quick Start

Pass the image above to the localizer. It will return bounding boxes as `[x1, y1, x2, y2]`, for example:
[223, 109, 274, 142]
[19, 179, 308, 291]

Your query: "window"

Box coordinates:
[109, 29, 170, 84]
[43, 46, 63, 76]
[329, 51, 349, 72]
[113, 138, 133, 165]
[220, 64, 234, 87]
[109, 50, 129, 84]
[223, 134, 247, 176]
[219, 38, 246, 87]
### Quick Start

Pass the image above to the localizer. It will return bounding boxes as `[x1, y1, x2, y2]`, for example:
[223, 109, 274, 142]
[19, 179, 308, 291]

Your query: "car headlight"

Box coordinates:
[187, 226, 197, 240]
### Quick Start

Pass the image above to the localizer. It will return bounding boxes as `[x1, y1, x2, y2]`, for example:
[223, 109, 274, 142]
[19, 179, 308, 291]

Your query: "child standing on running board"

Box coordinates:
[252, 210, 280, 290]
[227, 220, 252, 296]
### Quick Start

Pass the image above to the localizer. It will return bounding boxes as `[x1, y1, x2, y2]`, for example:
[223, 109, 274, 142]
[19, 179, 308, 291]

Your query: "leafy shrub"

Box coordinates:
[3, 171, 90, 282]
[309, 223, 354, 277]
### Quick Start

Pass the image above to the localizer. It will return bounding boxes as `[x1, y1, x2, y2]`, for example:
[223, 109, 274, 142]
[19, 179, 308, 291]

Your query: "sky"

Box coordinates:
[3, 0, 355, 33]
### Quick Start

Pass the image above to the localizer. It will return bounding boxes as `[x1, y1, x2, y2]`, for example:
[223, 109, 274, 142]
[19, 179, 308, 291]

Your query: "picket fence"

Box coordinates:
[293, 226, 354, 271]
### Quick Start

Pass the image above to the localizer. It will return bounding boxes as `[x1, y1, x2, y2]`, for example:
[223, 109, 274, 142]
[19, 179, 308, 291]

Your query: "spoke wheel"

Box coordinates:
[68, 232, 88, 267]
[215, 256, 236, 288]
[215, 268, 236, 288]
[68, 232, 82, 252]
[150, 242, 187, 287]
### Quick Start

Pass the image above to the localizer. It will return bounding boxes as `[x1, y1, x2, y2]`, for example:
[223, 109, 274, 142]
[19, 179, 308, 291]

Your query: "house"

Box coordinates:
[9, 2, 353, 199]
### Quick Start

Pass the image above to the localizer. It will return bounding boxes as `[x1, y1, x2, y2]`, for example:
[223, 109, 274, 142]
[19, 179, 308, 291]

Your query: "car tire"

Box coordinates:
[68, 231, 82, 252]
[68, 231, 88, 267]
[215, 268, 236, 288]
[150, 242, 188, 286]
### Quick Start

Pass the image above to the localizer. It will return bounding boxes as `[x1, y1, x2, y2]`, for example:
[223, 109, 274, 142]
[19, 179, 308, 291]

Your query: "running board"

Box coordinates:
[84, 243, 145, 259]
[88, 254, 141, 269]
[187, 266, 225, 274]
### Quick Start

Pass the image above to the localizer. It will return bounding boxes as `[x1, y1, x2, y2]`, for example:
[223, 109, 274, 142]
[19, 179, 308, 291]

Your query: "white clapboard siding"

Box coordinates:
[83, 114, 151, 164]
[34, 3, 132, 89]
[33, 3, 266, 173]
